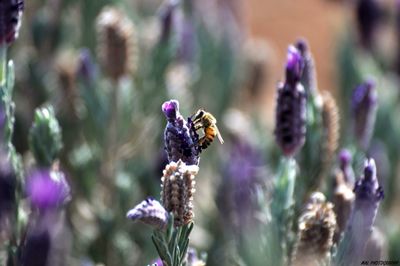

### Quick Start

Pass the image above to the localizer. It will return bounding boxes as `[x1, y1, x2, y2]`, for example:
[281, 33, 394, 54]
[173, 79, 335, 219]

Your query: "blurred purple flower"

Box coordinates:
[217, 137, 264, 232]
[151, 258, 163, 266]
[352, 79, 377, 150]
[20, 210, 71, 266]
[295, 39, 317, 96]
[339, 158, 383, 265]
[356, 0, 382, 50]
[274, 46, 306, 157]
[26, 169, 71, 210]
[126, 197, 169, 229]
[158, 0, 179, 43]
[0, 0, 24, 45]
[162, 99, 199, 165]
[77, 48, 97, 84]
[338, 149, 355, 186]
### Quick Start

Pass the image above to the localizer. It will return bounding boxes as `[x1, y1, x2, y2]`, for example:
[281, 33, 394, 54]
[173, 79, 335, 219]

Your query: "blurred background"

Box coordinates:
[5, 0, 400, 265]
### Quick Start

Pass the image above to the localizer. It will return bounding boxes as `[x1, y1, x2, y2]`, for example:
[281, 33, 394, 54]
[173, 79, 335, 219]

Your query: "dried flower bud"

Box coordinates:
[295, 39, 317, 96]
[356, 0, 382, 50]
[26, 169, 70, 210]
[333, 171, 355, 243]
[96, 7, 137, 81]
[0, 0, 24, 45]
[292, 192, 336, 266]
[274, 46, 306, 157]
[320, 91, 339, 178]
[162, 100, 199, 165]
[161, 160, 198, 227]
[126, 197, 169, 230]
[352, 80, 378, 150]
[244, 38, 269, 99]
[338, 149, 355, 186]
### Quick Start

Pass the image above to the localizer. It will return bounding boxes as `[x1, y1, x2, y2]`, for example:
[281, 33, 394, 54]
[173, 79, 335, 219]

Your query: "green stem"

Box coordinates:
[0, 44, 7, 87]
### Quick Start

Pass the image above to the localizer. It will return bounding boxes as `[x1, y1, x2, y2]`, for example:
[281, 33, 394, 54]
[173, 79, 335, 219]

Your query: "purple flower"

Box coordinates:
[295, 39, 317, 96]
[20, 210, 70, 266]
[217, 137, 263, 232]
[356, 0, 382, 49]
[77, 48, 97, 84]
[126, 197, 169, 229]
[338, 158, 383, 265]
[285, 45, 303, 84]
[26, 169, 71, 210]
[0, 0, 24, 45]
[158, 0, 179, 42]
[274, 46, 306, 157]
[151, 258, 163, 266]
[352, 79, 377, 150]
[162, 99, 199, 165]
[338, 149, 355, 186]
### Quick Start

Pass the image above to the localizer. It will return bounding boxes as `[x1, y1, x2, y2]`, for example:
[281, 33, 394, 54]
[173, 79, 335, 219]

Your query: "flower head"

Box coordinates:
[0, 0, 24, 45]
[161, 160, 198, 227]
[295, 39, 317, 95]
[285, 45, 303, 84]
[96, 6, 137, 80]
[163, 99, 199, 165]
[26, 169, 70, 210]
[338, 149, 355, 185]
[126, 197, 169, 230]
[292, 192, 336, 266]
[274, 46, 306, 157]
[352, 79, 377, 150]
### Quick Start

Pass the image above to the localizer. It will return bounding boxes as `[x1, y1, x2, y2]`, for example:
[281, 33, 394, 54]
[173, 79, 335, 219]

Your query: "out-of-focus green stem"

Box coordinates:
[0, 44, 7, 87]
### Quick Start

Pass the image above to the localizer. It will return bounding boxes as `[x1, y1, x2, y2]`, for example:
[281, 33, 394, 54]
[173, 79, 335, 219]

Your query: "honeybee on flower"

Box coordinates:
[189, 109, 224, 151]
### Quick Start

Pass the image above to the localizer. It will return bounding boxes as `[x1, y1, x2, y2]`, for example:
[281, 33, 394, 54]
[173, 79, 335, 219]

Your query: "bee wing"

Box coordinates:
[214, 126, 224, 144]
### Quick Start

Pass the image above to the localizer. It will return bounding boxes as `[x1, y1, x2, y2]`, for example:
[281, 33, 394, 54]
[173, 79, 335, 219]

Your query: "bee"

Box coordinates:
[190, 109, 224, 151]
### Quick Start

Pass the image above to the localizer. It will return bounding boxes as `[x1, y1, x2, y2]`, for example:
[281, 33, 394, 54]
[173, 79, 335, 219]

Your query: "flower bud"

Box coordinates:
[0, 0, 24, 45]
[126, 197, 169, 230]
[274, 46, 306, 157]
[161, 160, 198, 227]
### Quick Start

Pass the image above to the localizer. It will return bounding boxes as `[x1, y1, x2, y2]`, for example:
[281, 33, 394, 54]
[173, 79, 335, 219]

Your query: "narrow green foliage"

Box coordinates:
[29, 106, 63, 167]
[151, 215, 194, 266]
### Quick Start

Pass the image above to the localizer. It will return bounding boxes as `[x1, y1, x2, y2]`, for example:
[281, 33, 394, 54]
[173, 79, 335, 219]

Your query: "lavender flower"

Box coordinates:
[26, 169, 71, 210]
[76, 48, 97, 84]
[126, 197, 169, 230]
[158, 0, 179, 43]
[161, 160, 198, 227]
[0, 0, 24, 45]
[337, 158, 383, 265]
[162, 100, 199, 165]
[338, 149, 355, 186]
[352, 158, 383, 229]
[295, 39, 317, 95]
[20, 210, 71, 266]
[274, 46, 306, 156]
[217, 136, 263, 232]
[356, 0, 381, 49]
[352, 80, 377, 150]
